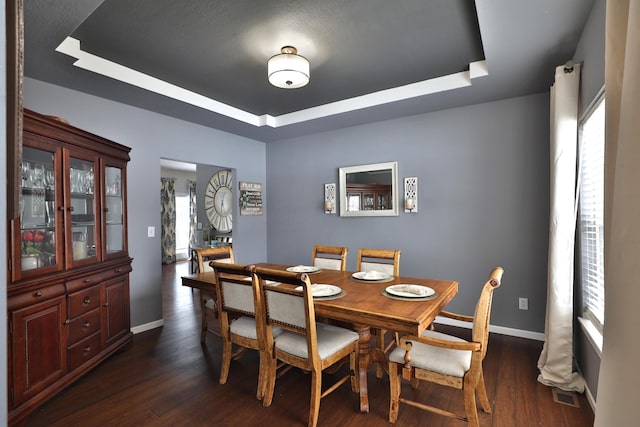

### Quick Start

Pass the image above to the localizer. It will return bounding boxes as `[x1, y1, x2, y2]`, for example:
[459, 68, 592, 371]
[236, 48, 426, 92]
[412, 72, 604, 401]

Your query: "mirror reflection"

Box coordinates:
[339, 161, 398, 216]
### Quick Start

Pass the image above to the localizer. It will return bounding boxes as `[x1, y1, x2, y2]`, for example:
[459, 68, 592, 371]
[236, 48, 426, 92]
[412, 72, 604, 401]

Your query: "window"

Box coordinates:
[578, 97, 605, 332]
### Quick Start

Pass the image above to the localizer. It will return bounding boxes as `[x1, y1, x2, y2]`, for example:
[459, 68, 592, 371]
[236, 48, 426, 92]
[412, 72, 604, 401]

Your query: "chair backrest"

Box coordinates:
[471, 267, 504, 359]
[356, 248, 401, 276]
[253, 267, 318, 361]
[196, 246, 235, 273]
[311, 245, 348, 271]
[211, 262, 257, 318]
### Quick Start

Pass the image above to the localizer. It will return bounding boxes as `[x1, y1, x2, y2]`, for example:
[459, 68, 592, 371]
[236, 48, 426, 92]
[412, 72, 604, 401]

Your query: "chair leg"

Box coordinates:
[463, 385, 480, 427]
[308, 370, 322, 427]
[388, 362, 401, 423]
[477, 370, 492, 413]
[376, 329, 386, 378]
[219, 340, 232, 384]
[262, 357, 277, 407]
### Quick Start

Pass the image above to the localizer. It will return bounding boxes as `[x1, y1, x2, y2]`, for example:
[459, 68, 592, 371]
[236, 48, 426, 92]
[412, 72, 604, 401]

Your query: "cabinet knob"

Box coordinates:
[83, 346, 91, 354]
[83, 296, 91, 305]
[103, 303, 109, 308]
[63, 319, 70, 325]
[115, 268, 122, 273]
[83, 278, 92, 283]
[34, 291, 43, 297]
[82, 321, 90, 329]
[104, 207, 110, 213]
[67, 206, 75, 212]
[58, 206, 65, 211]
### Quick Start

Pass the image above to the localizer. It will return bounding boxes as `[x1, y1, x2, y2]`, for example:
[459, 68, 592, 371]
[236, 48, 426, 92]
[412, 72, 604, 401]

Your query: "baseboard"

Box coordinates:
[434, 316, 546, 341]
[130, 319, 164, 334]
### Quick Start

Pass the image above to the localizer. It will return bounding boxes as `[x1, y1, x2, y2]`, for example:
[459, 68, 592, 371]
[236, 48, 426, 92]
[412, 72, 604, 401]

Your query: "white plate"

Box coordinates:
[294, 284, 342, 297]
[286, 265, 321, 273]
[385, 284, 435, 298]
[352, 270, 391, 281]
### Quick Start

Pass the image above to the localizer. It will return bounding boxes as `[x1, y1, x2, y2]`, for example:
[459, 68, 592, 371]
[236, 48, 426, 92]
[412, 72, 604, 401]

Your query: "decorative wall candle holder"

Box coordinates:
[404, 177, 418, 213]
[324, 183, 336, 214]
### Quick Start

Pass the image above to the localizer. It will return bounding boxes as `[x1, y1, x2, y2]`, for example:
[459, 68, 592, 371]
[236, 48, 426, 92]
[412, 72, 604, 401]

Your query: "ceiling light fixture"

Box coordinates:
[268, 46, 310, 89]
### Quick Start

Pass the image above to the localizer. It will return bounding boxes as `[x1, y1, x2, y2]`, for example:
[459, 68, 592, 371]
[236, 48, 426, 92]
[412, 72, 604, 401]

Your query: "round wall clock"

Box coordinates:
[204, 169, 233, 232]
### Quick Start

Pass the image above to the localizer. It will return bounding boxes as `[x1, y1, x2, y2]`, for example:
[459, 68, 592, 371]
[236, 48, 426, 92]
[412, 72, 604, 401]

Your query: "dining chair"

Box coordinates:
[356, 247, 401, 377]
[211, 262, 277, 400]
[194, 246, 235, 343]
[311, 245, 349, 271]
[356, 247, 401, 276]
[387, 267, 504, 427]
[253, 267, 359, 427]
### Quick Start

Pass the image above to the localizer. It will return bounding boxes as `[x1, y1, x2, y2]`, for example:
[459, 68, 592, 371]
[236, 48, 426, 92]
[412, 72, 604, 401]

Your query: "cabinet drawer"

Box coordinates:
[68, 286, 101, 318]
[66, 264, 132, 293]
[67, 332, 102, 371]
[8, 284, 66, 311]
[67, 307, 101, 345]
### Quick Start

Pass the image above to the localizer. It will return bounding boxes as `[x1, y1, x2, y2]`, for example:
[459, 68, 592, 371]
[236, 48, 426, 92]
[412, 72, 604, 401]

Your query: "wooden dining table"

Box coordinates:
[181, 263, 458, 413]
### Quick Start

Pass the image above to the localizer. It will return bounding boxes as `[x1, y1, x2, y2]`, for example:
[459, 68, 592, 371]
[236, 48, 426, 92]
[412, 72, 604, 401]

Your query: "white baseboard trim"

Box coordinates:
[434, 316, 545, 341]
[131, 319, 164, 334]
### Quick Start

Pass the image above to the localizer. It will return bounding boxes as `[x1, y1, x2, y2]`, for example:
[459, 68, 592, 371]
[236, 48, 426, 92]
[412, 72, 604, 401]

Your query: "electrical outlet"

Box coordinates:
[519, 297, 529, 310]
[147, 226, 155, 238]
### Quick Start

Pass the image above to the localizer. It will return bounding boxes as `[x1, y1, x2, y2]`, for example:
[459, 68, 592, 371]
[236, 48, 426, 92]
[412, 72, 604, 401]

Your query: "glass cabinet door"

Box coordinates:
[66, 152, 99, 266]
[104, 164, 125, 256]
[18, 146, 61, 276]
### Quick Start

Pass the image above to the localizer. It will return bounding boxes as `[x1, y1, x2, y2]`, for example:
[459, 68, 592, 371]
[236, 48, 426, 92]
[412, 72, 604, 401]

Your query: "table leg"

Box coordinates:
[353, 324, 371, 413]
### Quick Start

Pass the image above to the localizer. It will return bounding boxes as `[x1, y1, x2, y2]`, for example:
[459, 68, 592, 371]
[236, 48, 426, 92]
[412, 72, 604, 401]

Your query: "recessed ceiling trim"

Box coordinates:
[56, 36, 488, 130]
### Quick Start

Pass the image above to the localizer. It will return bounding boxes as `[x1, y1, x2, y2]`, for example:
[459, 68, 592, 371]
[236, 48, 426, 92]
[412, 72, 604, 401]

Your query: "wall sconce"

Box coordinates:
[324, 183, 336, 214]
[404, 177, 418, 213]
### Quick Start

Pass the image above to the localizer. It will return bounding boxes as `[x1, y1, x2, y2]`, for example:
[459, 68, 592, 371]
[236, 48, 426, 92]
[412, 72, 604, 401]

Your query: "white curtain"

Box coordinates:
[537, 63, 585, 392]
[595, 1, 640, 425]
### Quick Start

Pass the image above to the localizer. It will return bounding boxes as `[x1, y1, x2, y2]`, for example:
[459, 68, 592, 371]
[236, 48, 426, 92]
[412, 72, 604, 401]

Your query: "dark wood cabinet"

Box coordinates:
[7, 110, 133, 426]
[346, 183, 392, 211]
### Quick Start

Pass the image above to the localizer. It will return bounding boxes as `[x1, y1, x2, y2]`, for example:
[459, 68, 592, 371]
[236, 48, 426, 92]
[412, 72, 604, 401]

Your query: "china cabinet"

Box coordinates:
[7, 110, 133, 425]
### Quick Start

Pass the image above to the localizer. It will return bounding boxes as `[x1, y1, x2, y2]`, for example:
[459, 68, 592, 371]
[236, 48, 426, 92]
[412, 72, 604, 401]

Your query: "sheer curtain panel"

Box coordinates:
[537, 63, 585, 392]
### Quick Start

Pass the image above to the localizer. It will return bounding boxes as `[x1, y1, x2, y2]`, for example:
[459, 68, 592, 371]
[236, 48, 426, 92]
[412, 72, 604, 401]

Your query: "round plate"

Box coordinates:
[385, 284, 435, 298]
[286, 265, 321, 273]
[294, 284, 342, 298]
[352, 271, 392, 281]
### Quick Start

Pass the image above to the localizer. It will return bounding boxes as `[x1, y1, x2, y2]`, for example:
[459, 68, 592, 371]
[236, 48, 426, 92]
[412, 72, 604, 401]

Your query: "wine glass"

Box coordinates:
[31, 164, 44, 189]
[21, 161, 31, 188]
[45, 168, 55, 191]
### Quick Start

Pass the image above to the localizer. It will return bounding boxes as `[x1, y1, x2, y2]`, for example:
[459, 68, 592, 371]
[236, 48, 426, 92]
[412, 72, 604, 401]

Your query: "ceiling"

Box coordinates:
[24, 0, 595, 143]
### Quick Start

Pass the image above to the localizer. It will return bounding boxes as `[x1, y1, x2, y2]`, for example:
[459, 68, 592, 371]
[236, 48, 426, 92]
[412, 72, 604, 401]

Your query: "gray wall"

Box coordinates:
[572, 0, 605, 402]
[24, 78, 268, 328]
[266, 93, 550, 333]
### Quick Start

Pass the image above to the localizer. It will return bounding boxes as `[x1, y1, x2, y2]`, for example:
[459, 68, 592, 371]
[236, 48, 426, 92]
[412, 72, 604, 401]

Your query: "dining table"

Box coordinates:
[181, 263, 459, 413]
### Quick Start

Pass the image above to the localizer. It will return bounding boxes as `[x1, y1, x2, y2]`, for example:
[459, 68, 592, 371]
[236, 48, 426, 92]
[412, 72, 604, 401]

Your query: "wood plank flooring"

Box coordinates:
[26, 261, 594, 426]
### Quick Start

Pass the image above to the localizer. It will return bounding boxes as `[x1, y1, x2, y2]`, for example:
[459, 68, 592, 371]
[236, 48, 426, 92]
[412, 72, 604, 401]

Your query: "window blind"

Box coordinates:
[578, 98, 605, 330]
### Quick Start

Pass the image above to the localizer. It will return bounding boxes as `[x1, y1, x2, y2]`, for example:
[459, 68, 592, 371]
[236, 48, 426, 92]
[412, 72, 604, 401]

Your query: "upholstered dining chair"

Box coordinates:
[388, 267, 504, 427]
[311, 245, 349, 271]
[210, 262, 277, 400]
[356, 247, 401, 276]
[356, 247, 401, 377]
[253, 267, 359, 427]
[194, 246, 234, 343]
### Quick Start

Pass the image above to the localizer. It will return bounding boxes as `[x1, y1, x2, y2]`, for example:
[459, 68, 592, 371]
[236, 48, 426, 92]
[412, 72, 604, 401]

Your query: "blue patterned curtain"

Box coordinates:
[160, 177, 176, 264]
[188, 179, 198, 249]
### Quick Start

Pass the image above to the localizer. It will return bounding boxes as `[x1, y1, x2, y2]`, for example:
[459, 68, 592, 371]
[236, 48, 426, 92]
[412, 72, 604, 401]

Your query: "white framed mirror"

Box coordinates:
[339, 161, 398, 217]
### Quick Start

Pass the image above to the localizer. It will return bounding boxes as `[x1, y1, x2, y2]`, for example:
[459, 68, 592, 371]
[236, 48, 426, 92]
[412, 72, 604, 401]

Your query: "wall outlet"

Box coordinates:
[519, 297, 529, 310]
[147, 226, 155, 238]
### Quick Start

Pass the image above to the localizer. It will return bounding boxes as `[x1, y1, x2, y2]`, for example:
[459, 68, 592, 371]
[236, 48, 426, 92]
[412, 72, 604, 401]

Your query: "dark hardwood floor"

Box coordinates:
[26, 261, 594, 426]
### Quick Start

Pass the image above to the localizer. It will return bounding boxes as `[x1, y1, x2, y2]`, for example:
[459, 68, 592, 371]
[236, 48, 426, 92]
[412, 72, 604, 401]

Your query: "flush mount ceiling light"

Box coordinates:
[268, 46, 310, 89]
